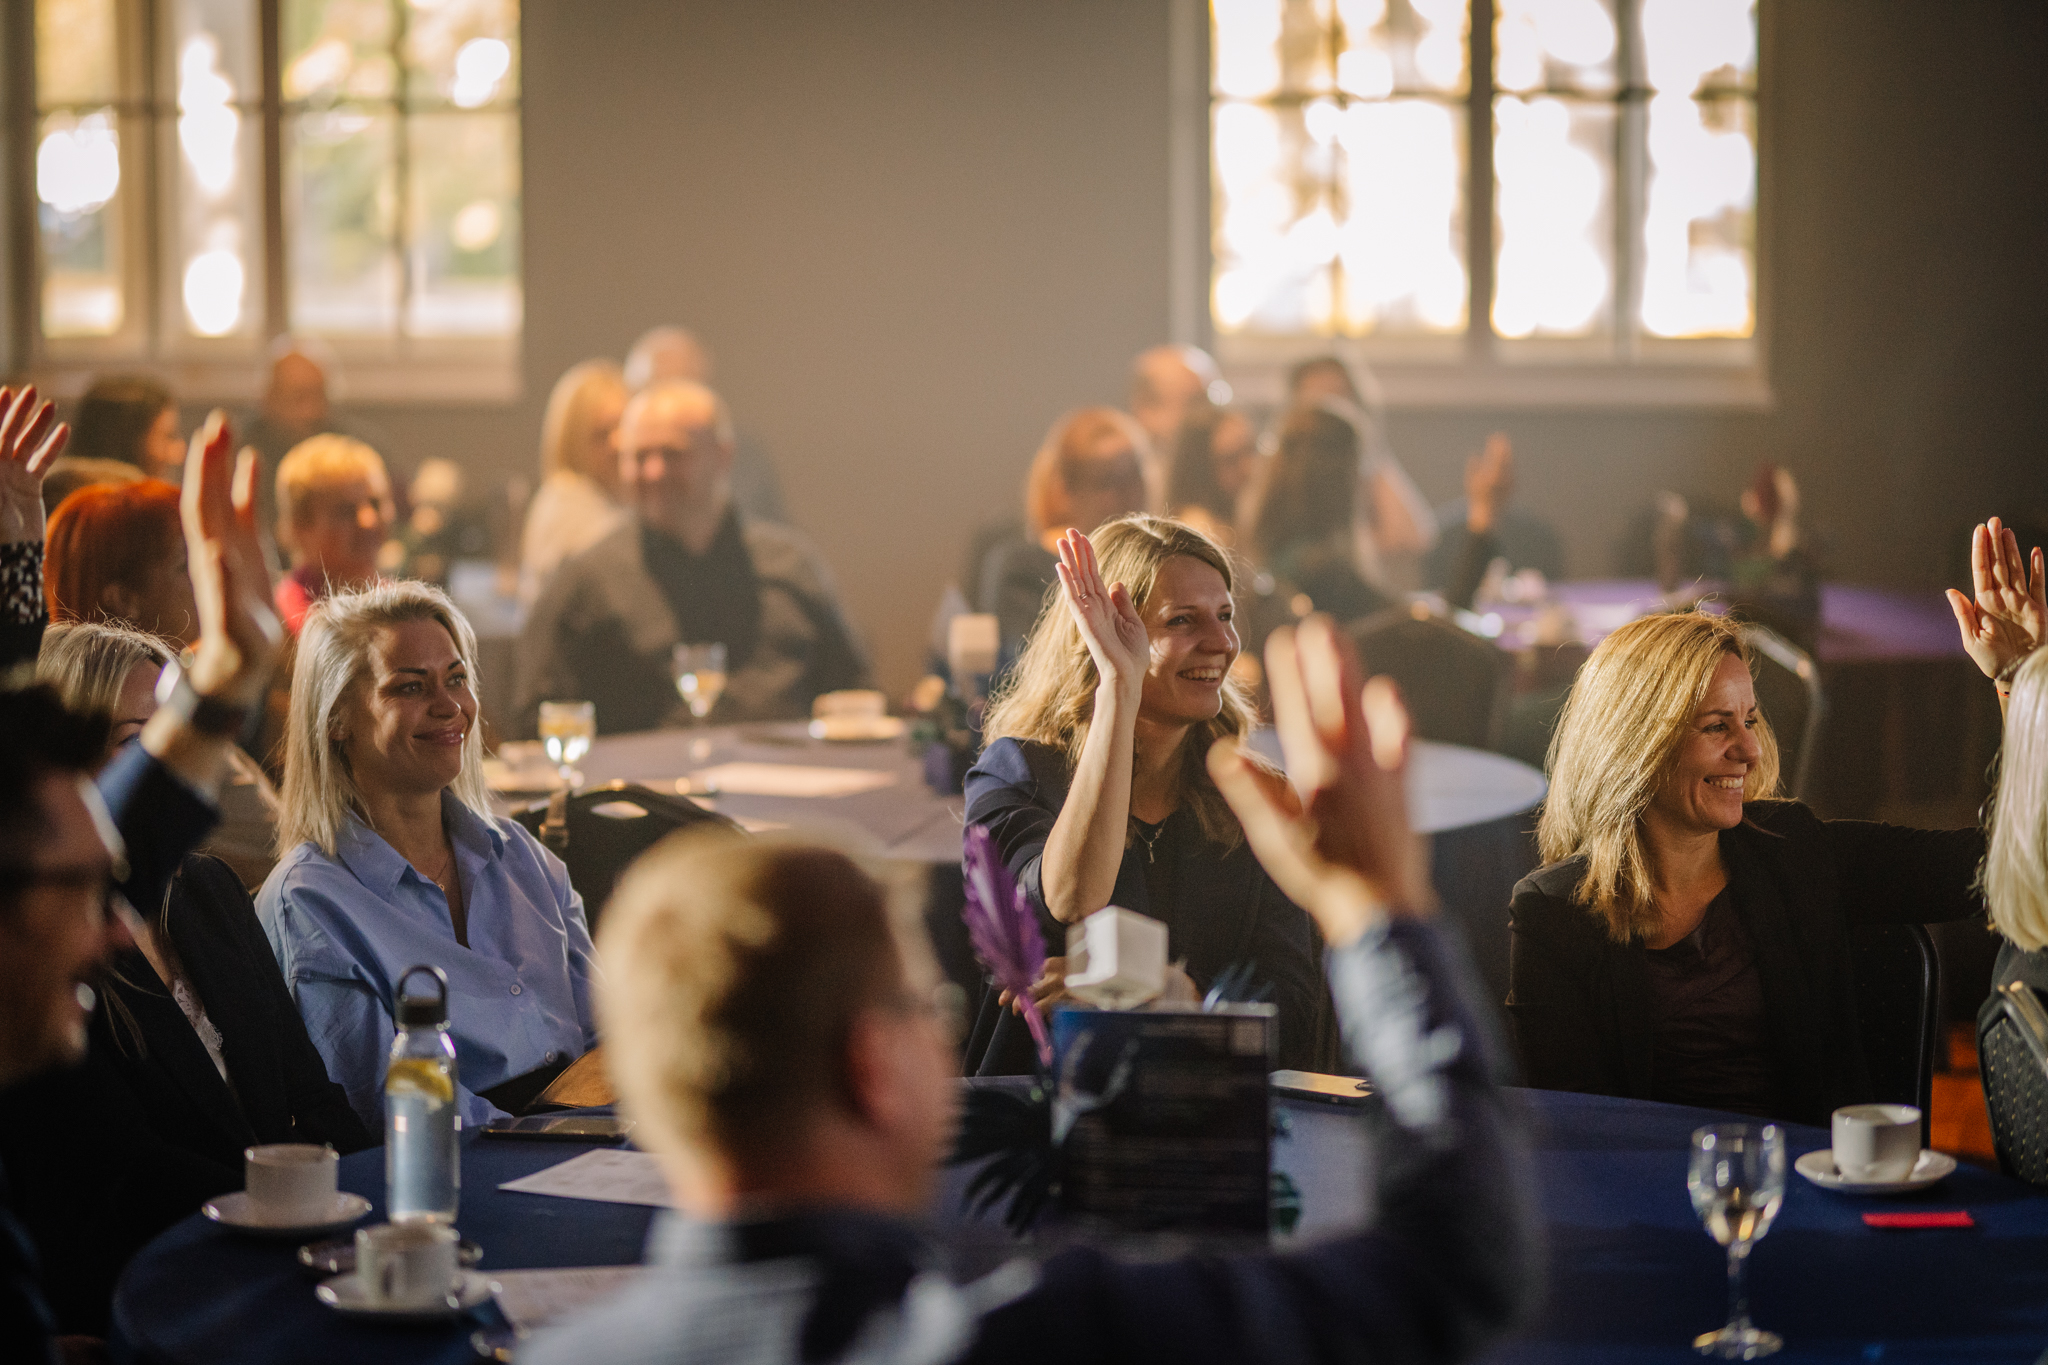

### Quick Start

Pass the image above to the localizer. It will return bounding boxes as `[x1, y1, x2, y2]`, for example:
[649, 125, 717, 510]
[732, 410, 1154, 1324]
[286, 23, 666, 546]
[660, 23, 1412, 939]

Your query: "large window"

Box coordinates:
[1197, 0, 1764, 404]
[21, 0, 520, 398]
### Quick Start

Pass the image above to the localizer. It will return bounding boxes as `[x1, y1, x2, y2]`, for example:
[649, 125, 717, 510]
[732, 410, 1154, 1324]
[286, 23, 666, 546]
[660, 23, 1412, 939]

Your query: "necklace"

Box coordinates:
[1133, 818, 1167, 863]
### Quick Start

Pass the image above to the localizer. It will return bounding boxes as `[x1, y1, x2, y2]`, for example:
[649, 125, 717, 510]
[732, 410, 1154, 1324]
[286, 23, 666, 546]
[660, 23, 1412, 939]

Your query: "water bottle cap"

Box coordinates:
[395, 964, 449, 1026]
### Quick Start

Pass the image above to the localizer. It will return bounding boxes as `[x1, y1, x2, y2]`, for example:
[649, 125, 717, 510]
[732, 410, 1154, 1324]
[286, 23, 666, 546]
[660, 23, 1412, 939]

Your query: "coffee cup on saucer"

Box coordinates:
[356, 1222, 462, 1309]
[243, 1143, 338, 1224]
[1831, 1104, 1921, 1183]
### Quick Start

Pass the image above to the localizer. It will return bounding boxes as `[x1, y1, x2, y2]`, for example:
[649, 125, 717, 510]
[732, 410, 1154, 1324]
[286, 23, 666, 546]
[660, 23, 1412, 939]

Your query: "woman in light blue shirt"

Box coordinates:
[259, 580, 597, 1131]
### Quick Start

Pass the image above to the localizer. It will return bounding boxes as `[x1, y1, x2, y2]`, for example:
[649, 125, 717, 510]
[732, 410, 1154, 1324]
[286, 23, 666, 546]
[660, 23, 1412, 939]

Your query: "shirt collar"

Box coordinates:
[648, 1207, 929, 1273]
[335, 790, 505, 898]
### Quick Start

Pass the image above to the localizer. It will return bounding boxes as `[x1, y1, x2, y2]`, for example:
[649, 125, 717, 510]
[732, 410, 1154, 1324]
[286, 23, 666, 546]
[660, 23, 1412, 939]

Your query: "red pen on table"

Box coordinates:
[1863, 1211, 1974, 1228]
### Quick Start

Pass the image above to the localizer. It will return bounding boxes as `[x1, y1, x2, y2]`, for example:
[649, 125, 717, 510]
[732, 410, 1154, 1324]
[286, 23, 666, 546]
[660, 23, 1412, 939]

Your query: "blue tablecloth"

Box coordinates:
[112, 1088, 2048, 1364]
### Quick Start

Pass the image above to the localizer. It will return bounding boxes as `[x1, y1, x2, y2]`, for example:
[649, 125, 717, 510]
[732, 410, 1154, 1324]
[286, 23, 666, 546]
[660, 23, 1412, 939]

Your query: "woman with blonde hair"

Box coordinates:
[258, 580, 598, 1129]
[1508, 608, 1987, 1124]
[964, 515, 1331, 1072]
[518, 359, 629, 606]
[975, 407, 1152, 658]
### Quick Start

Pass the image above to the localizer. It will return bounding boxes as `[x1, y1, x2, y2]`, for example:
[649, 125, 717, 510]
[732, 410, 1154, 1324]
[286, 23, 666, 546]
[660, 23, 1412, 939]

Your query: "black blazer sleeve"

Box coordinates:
[1506, 868, 1630, 1096]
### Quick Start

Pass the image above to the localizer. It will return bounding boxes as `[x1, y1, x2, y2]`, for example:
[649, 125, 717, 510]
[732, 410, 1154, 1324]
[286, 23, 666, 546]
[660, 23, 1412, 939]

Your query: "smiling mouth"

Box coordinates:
[1707, 775, 1746, 790]
[1178, 667, 1226, 683]
[417, 727, 466, 745]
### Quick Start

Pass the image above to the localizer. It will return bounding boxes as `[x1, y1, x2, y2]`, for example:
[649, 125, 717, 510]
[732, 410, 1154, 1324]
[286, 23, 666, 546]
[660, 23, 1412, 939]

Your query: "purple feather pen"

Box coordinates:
[961, 825, 1053, 1067]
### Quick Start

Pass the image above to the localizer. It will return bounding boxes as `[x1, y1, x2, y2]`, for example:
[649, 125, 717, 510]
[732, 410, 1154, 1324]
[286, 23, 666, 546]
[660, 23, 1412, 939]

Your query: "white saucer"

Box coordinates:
[1794, 1147, 1957, 1194]
[202, 1191, 373, 1239]
[808, 715, 906, 742]
[316, 1268, 497, 1323]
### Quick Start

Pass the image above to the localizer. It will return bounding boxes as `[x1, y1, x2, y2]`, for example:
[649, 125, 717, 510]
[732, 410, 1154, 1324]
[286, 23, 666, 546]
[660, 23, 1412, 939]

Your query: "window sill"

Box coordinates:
[25, 356, 523, 406]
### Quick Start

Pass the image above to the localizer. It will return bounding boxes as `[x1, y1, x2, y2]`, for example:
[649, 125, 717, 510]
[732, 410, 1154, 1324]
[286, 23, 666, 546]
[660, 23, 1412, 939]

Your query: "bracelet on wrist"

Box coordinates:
[153, 658, 252, 738]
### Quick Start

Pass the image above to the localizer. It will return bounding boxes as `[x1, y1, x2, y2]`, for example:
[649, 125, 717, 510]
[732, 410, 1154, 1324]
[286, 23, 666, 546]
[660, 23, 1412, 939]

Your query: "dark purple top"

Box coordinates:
[1642, 888, 1774, 1117]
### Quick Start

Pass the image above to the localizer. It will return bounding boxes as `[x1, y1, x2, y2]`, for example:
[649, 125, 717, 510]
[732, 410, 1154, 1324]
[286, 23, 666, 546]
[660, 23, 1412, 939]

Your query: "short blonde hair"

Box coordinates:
[36, 621, 173, 722]
[539, 359, 627, 479]
[277, 580, 490, 857]
[1985, 649, 2048, 950]
[275, 433, 389, 531]
[597, 834, 909, 1158]
[1538, 610, 1782, 942]
[1022, 408, 1152, 539]
[982, 513, 1262, 848]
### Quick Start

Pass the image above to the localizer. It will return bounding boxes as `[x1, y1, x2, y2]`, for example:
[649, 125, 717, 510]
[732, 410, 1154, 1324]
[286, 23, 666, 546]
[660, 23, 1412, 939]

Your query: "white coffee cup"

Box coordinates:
[243, 1143, 338, 1224]
[1831, 1103, 1922, 1183]
[356, 1222, 461, 1309]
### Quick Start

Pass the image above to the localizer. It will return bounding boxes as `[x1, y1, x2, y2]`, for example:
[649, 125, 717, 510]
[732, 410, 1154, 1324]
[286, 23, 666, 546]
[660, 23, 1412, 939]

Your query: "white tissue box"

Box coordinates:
[1064, 906, 1168, 1009]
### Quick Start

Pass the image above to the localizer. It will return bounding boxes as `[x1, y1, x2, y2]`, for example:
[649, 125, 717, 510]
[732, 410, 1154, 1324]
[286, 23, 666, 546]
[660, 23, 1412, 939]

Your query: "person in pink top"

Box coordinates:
[273, 434, 393, 635]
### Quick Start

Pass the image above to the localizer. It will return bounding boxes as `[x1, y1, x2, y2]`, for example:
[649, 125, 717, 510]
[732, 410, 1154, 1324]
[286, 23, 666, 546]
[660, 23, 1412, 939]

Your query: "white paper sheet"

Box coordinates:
[689, 761, 898, 798]
[490, 1266, 646, 1330]
[496, 1149, 675, 1207]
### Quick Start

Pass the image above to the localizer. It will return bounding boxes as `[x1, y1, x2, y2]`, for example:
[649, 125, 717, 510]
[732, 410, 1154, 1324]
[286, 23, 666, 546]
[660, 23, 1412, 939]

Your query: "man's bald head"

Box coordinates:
[1128, 344, 1225, 448]
[619, 381, 737, 540]
[625, 326, 713, 391]
[264, 350, 330, 441]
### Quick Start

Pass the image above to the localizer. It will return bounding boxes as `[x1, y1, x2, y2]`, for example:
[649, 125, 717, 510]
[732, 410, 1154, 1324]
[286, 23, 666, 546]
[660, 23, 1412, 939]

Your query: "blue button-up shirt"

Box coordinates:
[257, 793, 599, 1131]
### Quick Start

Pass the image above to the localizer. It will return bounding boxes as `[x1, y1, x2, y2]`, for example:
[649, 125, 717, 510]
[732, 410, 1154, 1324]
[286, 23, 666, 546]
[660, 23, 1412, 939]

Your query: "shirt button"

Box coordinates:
[545, 1051, 559, 1063]
[509, 984, 523, 996]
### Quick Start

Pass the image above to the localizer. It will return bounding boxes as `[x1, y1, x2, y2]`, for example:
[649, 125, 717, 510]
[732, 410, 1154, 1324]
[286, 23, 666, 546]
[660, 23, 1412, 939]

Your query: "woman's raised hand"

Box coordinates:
[1207, 615, 1431, 948]
[0, 385, 71, 545]
[1055, 529, 1147, 703]
[1948, 516, 2045, 683]
[180, 411, 283, 706]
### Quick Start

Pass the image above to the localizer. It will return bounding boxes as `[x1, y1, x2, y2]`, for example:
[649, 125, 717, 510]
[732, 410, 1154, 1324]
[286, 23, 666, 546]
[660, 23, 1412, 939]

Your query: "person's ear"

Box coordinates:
[841, 1007, 907, 1135]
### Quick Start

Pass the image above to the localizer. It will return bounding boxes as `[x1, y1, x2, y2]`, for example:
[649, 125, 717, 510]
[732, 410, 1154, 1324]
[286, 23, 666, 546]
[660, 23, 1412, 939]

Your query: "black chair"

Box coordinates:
[513, 781, 741, 934]
[1978, 980, 2048, 1187]
[1848, 923, 1938, 1147]
[1347, 606, 1514, 751]
[1741, 623, 1825, 802]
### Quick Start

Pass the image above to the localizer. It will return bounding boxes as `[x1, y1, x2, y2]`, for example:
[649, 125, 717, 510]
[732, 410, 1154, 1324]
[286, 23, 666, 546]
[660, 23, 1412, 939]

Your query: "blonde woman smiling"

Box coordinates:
[258, 581, 598, 1129]
[1508, 610, 1990, 1125]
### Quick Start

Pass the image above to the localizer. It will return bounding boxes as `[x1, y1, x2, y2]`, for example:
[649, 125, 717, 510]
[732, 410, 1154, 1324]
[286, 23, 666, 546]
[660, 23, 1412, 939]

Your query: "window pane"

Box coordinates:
[38, 109, 128, 336]
[1337, 100, 1466, 333]
[36, 0, 119, 105]
[1640, 95, 1755, 339]
[282, 0, 397, 104]
[1495, 0, 1618, 96]
[1336, 0, 1469, 97]
[169, 0, 264, 338]
[286, 109, 400, 335]
[1640, 0, 1755, 94]
[1492, 96, 1614, 339]
[405, 111, 520, 337]
[405, 0, 519, 108]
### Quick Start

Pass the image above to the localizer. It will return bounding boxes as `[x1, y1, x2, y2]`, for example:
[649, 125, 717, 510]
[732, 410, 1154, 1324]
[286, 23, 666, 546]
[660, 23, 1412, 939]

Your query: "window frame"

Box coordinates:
[3, 0, 521, 403]
[1171, 0, 1773, 409]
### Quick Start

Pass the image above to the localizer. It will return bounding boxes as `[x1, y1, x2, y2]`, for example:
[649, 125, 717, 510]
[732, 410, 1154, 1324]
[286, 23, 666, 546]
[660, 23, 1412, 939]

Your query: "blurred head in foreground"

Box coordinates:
[597, 834, 958, 1216]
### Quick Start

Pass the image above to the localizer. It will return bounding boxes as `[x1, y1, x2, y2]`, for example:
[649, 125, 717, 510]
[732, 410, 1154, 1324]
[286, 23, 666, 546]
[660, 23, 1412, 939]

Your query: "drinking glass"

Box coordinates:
[535, 700, 595, 790]
[672, 643, 727, 721]
[1687, 1123, 1786, 1359]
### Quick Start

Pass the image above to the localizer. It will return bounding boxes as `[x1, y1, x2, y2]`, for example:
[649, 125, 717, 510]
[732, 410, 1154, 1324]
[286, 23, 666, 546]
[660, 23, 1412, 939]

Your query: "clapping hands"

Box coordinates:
[179, 412, 283, 706]
[1947, 516, 2045, 684]
[0, 386, 72, 544]
[1207, 616, 1431, 949]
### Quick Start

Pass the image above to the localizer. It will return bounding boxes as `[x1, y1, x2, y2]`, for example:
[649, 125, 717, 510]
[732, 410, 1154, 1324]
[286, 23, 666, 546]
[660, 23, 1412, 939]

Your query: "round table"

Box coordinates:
[113, 1088, 2048, 1363]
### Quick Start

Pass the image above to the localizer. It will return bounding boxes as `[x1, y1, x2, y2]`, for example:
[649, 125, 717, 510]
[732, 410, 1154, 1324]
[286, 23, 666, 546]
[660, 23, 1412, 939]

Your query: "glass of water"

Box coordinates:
[1687, 1122, 1786, 1359]
[672, 643, 727, 723]
[536, 700, 595, 790]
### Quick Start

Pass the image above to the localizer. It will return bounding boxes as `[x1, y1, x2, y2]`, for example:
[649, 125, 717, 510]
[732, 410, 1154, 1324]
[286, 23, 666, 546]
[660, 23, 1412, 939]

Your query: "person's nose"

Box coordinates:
[1730, 723, 1764, 765]
[1202, 616, 1238, 657]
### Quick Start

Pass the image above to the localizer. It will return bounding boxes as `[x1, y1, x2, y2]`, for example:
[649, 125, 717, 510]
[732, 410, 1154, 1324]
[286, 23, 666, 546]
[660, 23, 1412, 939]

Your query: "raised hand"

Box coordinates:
[0, 385, 72, 544]
[180, 411, 283, 705]
[1054, 529, 1148, 703]
[1464, 432, 1514, 535]
[1207, 615, 1431, 948]
[1947, 516, 2046, 683]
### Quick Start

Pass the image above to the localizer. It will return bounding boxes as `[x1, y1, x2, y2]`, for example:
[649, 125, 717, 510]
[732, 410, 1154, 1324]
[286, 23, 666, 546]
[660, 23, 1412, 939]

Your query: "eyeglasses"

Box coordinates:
[887, 981, 969, 1044]
[0, 865, 123, 931]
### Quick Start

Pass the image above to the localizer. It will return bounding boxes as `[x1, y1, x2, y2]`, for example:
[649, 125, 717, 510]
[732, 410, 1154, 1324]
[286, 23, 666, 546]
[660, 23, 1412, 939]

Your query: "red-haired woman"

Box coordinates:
[46, 478, 197, 646]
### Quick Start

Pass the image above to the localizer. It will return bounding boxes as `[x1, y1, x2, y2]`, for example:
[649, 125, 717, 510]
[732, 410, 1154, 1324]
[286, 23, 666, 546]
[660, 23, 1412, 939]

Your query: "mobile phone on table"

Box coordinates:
[478, 1114, 635, 1142]
[1270, 1070, 1374, 1106]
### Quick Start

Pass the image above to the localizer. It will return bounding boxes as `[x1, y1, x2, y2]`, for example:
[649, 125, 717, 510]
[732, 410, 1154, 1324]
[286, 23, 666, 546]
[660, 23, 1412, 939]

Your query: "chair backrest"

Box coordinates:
[1847, 922, 1938, 1146]
[1978, 980, 2048, 1187]
[513, 781, 742, 933]
[1742, 623, 1825, 802]
[1347, 607, 1513, 751]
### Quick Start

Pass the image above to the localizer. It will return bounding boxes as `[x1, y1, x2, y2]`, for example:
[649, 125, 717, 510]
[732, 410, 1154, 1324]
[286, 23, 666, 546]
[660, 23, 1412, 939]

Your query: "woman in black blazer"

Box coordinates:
[0, 624, 370, 1334]
[1508, 609, 1984, 1127]
[964, 517, 1332, 1074]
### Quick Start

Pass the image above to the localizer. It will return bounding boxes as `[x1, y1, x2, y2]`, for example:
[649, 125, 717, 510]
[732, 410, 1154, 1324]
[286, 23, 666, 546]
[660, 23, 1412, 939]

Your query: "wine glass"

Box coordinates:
[535, 700, 595, 791]
[1687, 1123, 1786, 1359]
[672, 643, 727, 762]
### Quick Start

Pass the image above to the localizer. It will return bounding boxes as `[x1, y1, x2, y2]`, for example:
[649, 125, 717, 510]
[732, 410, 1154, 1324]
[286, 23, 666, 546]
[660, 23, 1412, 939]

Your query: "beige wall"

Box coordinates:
[350, 0, 2048, 694]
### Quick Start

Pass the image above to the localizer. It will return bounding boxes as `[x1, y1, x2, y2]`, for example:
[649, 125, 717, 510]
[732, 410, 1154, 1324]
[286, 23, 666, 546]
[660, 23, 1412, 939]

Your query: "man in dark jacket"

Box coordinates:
[522, 617, 1541, 1365]
[514, 381, 869, 736]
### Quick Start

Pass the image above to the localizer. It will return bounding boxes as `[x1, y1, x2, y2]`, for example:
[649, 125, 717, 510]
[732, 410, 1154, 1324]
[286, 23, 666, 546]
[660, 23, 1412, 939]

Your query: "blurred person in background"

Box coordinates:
[1244, 402, 1394, 626]
[1287, 355, 1437, 592]
[46, 480, 197, 647]
[40, 376, 181, 515]
[3, 623, 368, 1337]
[393, 458, 492, 588]
[977, 408, 1152, 660]
[624, 325, 788, 524]
[515, 381, 868, 734]
[1164, 401, 1259, 549]
[1424, 433, 1566, 598]
[273, 435, 395, 636]
[519, 359, 630, 607]
[1128, 344, 1227, 502]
